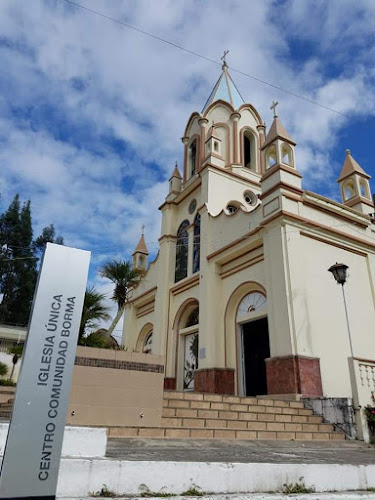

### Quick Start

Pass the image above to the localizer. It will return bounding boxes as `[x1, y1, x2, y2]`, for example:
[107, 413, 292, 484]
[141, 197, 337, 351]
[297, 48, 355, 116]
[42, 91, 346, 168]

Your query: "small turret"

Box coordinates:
[261, 101, 296, 172]
[132, 227, 148, 271]
[338, 149, 373, 214]
[169, 161, 182, 194]
[203, 123, 224, 168]
[260, 102, 302, 199]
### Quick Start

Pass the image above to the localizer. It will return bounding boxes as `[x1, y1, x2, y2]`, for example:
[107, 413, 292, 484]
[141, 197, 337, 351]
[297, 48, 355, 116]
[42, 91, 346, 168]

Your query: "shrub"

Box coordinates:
[0, 362, 8, 378]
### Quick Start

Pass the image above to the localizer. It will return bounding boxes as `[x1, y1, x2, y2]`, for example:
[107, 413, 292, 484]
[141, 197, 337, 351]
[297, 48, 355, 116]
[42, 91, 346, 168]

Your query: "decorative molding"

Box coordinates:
[260, 181, 303, 200]
[220, 254, 264, 279]
[171, 274, 200, 295]
[261, 210, 375, 251]
[127, 286, 157, 305]
[300, 231, 367, 257]
[263, 196, 280, 217]
[75, 356, 164, 373]
[261, 163, 302, 181]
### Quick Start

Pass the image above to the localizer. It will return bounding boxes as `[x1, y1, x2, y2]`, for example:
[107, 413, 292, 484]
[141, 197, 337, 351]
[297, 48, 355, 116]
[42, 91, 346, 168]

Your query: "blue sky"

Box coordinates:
[0, 0, 374, 338]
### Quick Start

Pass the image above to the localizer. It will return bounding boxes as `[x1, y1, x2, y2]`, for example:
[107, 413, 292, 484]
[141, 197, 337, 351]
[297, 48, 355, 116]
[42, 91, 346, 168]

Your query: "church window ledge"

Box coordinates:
[179, 324, 199, 336]
[171, 274, 200, 296]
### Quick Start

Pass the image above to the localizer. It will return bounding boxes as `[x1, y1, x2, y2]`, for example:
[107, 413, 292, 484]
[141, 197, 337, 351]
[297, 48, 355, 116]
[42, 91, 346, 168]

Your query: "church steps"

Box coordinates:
[161, 416, 335, 433]
[107, 426, 345, 441]
[105, 391, 346, 441]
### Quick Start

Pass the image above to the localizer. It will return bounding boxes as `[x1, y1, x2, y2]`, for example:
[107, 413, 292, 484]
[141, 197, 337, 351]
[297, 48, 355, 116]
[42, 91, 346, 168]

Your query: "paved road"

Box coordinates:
[107, 438, 375, 465]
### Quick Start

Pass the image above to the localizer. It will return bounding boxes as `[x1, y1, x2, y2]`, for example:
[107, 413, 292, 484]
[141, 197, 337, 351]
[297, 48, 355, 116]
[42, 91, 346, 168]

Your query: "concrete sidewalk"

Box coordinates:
[106, 438, 375, 465]
[64, 494, 375, 500]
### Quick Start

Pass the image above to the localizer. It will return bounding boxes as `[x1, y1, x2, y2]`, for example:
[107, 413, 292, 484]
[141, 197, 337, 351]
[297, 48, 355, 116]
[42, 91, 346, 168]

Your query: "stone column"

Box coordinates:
[257, 124, 266, 174]
[198, 118, 208, 168]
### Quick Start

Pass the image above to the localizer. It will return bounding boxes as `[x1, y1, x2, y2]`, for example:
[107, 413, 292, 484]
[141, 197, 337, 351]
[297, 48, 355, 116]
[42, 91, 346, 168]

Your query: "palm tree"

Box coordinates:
[99, 259, 144, 336]
[0, 362, 8, 379]
[8, 344, 23, 381]
[79, 286, 111, 342]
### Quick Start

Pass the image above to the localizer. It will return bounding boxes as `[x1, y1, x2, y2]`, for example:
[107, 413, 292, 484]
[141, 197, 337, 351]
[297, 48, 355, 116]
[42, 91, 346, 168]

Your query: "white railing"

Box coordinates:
[349, 357, 375, 442]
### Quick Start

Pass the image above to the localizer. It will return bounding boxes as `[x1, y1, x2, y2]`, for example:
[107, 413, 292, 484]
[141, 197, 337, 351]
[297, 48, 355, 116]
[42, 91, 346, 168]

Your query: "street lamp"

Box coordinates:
[328, 262, 353, 358]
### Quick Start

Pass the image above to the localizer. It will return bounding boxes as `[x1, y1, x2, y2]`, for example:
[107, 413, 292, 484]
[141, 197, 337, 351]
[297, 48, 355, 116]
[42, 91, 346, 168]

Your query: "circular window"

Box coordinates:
[188, 199, 197, 214]
[225, 201, 242, 215]
[244, 190, 258, 206]
[227, 205, 238, 214]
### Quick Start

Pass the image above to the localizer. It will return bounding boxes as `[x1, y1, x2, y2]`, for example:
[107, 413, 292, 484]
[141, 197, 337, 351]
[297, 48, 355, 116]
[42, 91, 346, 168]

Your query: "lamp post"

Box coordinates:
[328, 262, 354, 358]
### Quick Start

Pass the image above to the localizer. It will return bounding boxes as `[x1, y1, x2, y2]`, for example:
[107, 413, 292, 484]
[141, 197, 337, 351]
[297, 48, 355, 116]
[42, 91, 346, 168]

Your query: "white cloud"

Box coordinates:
[0, 0, 374, 319]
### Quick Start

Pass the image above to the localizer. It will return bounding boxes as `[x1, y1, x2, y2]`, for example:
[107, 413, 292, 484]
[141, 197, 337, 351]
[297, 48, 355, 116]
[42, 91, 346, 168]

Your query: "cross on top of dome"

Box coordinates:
[202, 54, 244, 113]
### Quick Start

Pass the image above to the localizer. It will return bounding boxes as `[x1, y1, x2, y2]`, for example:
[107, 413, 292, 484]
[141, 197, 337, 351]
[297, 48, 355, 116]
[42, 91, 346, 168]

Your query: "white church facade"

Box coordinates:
[123, 62, 375, 437]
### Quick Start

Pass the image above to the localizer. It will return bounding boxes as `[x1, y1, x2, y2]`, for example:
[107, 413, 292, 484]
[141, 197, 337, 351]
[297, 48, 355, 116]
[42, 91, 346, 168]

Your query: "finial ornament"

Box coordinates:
[345, 149, 351, 156]
[221, 50, 229, 69]
[141, 224, 145, 235]
[175, 160, 178, 167]
[270, 100, 279, 118]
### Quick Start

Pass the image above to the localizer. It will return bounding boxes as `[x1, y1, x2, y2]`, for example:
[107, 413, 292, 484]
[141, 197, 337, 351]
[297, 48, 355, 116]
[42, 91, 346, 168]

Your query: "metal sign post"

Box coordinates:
[0, 243, 90, 500]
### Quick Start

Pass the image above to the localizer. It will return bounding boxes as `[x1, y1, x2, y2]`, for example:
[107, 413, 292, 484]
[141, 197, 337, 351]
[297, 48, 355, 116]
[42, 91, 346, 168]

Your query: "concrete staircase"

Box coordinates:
[0, 398, 13, 419]
[108, 391, 346, 441]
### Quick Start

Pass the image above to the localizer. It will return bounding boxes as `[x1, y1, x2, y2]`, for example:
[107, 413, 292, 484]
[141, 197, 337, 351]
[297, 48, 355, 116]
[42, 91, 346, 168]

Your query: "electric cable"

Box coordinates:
[61, 0, 347, 117]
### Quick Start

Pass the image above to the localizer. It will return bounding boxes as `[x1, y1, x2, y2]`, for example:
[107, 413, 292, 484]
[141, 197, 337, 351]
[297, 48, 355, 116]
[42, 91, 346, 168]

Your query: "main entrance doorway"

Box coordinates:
[241, 317, 270, 396]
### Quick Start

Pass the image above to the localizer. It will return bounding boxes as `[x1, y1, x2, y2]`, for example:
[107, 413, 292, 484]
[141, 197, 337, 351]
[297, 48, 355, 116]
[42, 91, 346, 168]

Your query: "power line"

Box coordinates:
[61, 0, 347, 117]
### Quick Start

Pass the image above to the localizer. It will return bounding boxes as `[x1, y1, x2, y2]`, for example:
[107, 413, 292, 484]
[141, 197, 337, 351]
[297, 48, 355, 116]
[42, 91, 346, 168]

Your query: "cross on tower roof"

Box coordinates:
[221, 50, 229, 68]
[270, 100, 279, 118]
[141, 224, 145, 235]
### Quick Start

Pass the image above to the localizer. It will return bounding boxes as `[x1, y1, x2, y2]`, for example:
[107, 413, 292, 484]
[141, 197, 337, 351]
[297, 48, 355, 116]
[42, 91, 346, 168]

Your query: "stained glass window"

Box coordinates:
[175, 220, 189, 282]
[193, 213, 200, 273]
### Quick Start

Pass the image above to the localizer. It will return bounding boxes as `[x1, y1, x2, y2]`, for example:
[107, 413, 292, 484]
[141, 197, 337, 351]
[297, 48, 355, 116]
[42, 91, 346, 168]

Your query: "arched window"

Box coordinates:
[175, 220, 189, 282]
[266, 145, 277, 169]
[359, 179, 369, 198]
[343, 179, 356, 201]
[193, 213, 200, 273]
[243, 130, 256, 170]
[281, 143, 293, 167]
[143, 330, 153, 354]
[189, 140, 197, 176]
[185, 306, 199, 327]
[236, 292, 267, 321]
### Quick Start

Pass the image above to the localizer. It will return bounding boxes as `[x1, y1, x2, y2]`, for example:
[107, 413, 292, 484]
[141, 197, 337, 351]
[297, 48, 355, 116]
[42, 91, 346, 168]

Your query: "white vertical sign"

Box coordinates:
[0, 243, 90, 500]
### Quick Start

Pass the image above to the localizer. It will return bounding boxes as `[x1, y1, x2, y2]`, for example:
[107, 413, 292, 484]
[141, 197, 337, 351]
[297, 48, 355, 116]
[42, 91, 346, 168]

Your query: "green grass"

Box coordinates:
[283, 478, 315, 494]
[90, 484, 117, 497]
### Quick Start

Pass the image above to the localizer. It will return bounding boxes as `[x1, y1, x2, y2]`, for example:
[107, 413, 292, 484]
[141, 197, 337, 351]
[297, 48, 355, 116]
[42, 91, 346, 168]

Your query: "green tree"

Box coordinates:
[8, 344, 23, 381]
[79, 286, 111, 342]
[0, 196, 37, 325]
[79, 328, 119, 349]
[33, 224, 64, 261]
[99, 259, 144, 337]
[0, 195, 64, 326]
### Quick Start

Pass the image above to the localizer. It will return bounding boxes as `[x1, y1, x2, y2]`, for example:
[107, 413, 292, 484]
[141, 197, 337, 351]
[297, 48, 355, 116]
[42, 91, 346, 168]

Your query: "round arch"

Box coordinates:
[135, 322, 153, 353]
[171, 298, 200, 391]
[224, 281, 267, 392]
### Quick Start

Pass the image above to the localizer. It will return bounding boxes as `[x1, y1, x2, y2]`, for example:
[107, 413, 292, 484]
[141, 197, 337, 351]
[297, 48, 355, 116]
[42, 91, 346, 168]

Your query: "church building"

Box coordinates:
[123, 61, 375, 437]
